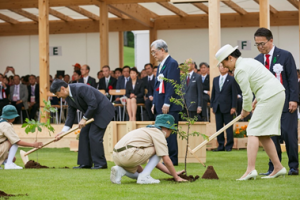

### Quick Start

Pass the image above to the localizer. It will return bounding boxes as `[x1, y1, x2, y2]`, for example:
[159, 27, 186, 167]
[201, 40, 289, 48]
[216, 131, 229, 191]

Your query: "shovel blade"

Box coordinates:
[20, 150, 29, 166]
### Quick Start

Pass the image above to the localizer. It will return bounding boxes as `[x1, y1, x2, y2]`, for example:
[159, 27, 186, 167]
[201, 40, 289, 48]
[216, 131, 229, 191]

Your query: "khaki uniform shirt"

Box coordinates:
[0, 121, 20, 144]
[115, 127, 168, 157]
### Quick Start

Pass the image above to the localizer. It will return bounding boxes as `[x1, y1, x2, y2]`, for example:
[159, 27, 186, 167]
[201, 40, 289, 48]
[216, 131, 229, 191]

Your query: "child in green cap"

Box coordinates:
[0, 105, 43, 169]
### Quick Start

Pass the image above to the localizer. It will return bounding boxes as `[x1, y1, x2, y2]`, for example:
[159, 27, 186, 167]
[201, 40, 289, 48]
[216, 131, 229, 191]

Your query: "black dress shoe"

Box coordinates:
[213, 149, 224, 152]
[259, 170, 272, 176]
[288, 168, 299, 175]
[225, 149, 232, 152]
[91, 165, 108, 169]
[73, 165, 92, 169]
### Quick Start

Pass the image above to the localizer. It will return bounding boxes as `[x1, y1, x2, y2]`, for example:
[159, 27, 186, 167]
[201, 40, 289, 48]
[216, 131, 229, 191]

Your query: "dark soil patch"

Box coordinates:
[25, 160, 49, 169]
[0, 190, 28, 199]
[202, 166, 219, 179]
[166, 174, 200, 182]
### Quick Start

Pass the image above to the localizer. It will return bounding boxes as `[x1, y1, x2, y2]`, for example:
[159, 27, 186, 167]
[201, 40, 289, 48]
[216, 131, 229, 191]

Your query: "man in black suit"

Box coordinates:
[199, 62, 210, 121]
[142, 63, 155, 121]
[79, 64, 97, 88]
[254, 28, 299, 176]
[0, 73, 9, 114]
[115, 66, 131, 102]
[98, 65, 117, 99]
[52, 79, 115, 169]
[27, 75, 39, 120]
[183, 59, 203, 119]
[211, 63, 237, 152]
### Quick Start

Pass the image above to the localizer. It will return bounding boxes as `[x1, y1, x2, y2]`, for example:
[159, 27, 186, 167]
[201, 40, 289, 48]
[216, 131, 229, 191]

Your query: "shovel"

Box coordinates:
[20, 118, 94, 166]
[188, 115, 242, 164]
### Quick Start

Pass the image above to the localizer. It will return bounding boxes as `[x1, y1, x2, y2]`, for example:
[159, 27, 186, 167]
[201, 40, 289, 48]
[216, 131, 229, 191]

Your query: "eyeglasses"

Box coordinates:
[254, 40, 269, 47]
[151, 49, 160, 56]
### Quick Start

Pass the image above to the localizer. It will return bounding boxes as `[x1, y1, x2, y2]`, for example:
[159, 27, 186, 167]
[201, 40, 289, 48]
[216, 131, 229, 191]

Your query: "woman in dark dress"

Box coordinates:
[126, 68, 144, 121]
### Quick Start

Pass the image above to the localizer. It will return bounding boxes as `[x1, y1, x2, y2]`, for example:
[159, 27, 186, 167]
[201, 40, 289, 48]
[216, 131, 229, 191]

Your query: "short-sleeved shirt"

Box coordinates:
[0, 121, 20, 144]
[114, 127, 168, 157]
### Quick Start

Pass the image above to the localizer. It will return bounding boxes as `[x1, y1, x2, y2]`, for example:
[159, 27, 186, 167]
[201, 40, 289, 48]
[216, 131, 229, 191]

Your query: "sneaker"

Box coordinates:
[110, 166, 126, 184]
[137, 174, 160, 184]
[4, 163, 23, 170]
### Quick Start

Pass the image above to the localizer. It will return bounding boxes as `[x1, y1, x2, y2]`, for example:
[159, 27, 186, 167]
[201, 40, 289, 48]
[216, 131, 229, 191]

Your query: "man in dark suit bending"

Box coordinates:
[151, 39, 181, 165]
[51, 79, 115, 169]
[254, 28, 299, 176]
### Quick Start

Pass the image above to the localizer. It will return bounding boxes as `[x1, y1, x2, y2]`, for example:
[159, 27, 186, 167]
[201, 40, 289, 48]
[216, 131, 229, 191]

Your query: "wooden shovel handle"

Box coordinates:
[190, 115, 242, 154]
[24, 118, 94, 156]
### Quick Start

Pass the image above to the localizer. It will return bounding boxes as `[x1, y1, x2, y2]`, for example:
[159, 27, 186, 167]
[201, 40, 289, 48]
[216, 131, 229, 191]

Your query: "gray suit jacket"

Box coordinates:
[65, 83, 115, 129]
[184, 72, 203, 111]
[10, 84, 28, 109]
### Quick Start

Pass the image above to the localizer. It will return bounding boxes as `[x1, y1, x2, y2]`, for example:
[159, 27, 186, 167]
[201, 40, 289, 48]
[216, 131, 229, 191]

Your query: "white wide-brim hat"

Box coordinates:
[215, 44, 239, 66]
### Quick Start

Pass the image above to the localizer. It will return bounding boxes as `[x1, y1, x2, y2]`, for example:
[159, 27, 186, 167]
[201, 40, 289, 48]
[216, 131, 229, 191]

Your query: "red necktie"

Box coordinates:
[265, 54, 270, 70]
[187, 76, 190, 86]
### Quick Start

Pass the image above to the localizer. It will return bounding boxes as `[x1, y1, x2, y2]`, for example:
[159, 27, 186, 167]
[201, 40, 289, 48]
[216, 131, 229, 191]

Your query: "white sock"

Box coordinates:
[139, 155, 161, 176]
[125, 172, 139, 179]
[6, 144, 18, 164]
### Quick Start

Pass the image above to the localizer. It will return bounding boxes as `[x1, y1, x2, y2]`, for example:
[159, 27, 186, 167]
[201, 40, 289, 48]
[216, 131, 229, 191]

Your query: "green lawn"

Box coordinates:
[0, 148, 299, 200]
[123, 46, 135, 67]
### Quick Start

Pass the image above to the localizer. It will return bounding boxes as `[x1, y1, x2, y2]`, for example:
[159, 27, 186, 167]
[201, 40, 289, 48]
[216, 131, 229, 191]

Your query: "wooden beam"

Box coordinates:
[108, 7, 129, 19]
[109, 3, 157, 27]
[157, 2, 188, 17]
[99, 1, 109, 68]
[222, 0, 247, 15]
[0, 13, 19, 24]
[38, 0, 49, 123]
[192, 3, 208, 14]
[49, 8, 74, 22]
[9, 9, 38, 22]
[287, 0, 299, 9]
[253, 0, 277, 14]
[0, 0, 170, 9]
[208, 0, 220, 123]
[0, 12, 298, 36]
[67, 6, 99, 21]
[119, 31, 124, 68]
[149, 28, 157, 66]
[259, 0, 270, 28]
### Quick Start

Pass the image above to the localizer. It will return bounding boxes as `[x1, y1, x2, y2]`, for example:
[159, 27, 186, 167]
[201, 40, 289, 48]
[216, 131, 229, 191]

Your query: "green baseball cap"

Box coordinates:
[155, 114, 177, 130]
[1, 105, 19, 119]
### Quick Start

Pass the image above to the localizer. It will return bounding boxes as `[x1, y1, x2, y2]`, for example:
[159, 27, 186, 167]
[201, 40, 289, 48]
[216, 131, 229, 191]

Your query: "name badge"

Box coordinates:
[13, 94, 18, 102]
[31, 96, 35, 103]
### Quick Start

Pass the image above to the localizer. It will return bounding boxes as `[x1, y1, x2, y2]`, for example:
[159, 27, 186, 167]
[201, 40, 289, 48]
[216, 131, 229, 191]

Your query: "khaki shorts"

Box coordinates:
[0, 141, 10, 165]
[113, 147, 155, 173]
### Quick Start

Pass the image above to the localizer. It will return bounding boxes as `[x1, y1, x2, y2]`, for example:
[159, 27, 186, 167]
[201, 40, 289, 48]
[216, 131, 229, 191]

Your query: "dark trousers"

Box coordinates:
[145, 99, 155, 121]
[201, 94, 210, 121]
[29, 103, 39, 120]
[78, 123, 107, 166]
[0, 98, 9, 114]
[215, 107, 234, 150]
[155, 110, 178, 165]
[11, 101, 25, 123]
[268, 111, 299, 171]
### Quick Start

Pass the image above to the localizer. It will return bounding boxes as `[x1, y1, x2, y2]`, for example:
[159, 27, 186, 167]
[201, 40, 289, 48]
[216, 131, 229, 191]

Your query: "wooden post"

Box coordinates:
[99, 1, 109, 69]
[208, 0, 221, 124]
[149, 28, 157, 66]
[259, 0, 270, 29]
[119, 31, 124, 68]
[39, 0, 49, 123]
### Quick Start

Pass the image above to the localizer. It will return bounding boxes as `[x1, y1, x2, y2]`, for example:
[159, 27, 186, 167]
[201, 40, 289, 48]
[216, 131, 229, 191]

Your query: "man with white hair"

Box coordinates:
[150, 39, 181, 166]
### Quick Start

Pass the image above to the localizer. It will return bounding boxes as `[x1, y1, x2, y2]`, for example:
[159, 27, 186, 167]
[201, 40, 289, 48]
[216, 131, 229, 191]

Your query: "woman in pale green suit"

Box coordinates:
[215, 44, 286, 180]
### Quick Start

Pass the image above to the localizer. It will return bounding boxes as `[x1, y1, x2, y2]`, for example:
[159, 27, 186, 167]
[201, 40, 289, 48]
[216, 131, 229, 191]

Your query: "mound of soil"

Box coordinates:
[202, 166, 219, 179]
[0, 190, 14, 197]
[25, 160, 49, 169]
[0, 190, 28, 199]
[166, 174, 200, 182]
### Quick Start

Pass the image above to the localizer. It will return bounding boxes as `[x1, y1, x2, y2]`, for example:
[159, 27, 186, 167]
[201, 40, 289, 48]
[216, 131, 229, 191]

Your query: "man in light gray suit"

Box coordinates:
[183, 59, 203, 119]
[51, 79, 115, 169]
[10, 75, 28, 123]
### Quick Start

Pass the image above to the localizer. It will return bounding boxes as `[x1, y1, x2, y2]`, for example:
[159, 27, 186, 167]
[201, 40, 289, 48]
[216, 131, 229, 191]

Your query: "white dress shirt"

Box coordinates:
[83, 76, 89, 84]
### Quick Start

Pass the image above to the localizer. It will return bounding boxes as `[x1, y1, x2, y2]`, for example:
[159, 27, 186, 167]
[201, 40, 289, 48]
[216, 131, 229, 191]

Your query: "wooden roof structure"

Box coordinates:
[0, 0, 299, 123]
